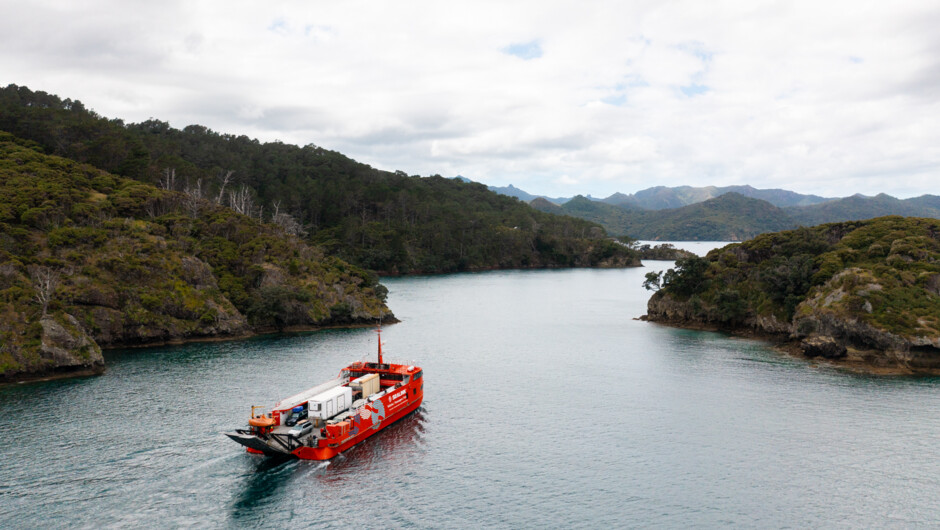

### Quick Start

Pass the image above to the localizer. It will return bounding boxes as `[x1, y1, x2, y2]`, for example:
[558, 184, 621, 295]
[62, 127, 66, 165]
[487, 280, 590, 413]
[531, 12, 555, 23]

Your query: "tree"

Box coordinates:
[28, 264, 61, 316]
[716, 289, 747, 323]
[662, 256, 709, 297]
[228, 185, 254, 216]
[215, 169, 233, 205]
[183, 178, 203, 218]
[760, 254, 816, 319]
[159, 167, 177, 190]
[272, 212, 307, 237]
[643, 271, 662, 291]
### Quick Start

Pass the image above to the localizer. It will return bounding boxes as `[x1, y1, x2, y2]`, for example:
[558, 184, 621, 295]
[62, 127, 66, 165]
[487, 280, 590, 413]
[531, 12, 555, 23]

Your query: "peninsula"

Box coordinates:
[643, 217, 940, 374]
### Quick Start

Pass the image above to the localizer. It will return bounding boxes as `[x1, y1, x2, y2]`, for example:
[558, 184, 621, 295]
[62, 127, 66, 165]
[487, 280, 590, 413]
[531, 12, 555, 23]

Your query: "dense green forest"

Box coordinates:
[644, 217, 940, 370]
[0, 84, 637, 273]
[0, 133, 392, 379]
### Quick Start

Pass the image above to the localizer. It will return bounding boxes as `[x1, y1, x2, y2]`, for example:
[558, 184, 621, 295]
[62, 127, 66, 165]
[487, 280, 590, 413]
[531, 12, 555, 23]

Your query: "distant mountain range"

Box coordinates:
[458, 177, 834, 210]
[785, 193, 940, 226]
[602, 184, 833, 209]
[543, 193, 796, 240]
[454, 177, 575, 205]
[457, 177, 940, 240]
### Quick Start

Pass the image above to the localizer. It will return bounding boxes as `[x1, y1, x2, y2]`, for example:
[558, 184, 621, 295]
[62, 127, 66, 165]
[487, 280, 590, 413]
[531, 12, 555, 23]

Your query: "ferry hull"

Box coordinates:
[293, 393, 423, 460]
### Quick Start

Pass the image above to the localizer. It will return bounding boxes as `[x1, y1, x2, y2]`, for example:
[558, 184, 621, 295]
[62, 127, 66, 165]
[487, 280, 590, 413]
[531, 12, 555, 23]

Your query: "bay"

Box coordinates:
[1, 248, 938, 528]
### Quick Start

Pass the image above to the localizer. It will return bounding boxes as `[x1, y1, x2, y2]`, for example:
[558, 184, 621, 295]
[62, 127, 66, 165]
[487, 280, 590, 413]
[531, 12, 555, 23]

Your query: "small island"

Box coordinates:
[642, 216, 940, 374]
[629, 241, 696, 260]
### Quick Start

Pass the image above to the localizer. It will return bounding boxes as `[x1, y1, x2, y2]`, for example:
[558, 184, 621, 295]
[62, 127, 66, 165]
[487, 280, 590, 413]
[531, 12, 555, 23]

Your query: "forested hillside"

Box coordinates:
[0, 84, 637, 274]
[0, 133, 391, 380]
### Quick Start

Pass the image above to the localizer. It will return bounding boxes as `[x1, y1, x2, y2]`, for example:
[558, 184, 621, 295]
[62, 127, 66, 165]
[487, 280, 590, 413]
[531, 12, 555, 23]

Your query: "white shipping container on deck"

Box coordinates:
[275, 378, 344, 411]
[308, 386, 353, 420]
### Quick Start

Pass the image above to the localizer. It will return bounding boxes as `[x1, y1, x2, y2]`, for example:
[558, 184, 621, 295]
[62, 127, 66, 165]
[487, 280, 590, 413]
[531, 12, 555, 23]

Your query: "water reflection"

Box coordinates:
[228, 456, 298, 521]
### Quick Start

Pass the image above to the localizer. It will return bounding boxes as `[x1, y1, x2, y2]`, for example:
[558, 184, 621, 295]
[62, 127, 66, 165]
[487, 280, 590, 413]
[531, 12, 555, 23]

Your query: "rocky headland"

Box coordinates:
[0, 134, 393, 382]
[643, 217, 940, 374]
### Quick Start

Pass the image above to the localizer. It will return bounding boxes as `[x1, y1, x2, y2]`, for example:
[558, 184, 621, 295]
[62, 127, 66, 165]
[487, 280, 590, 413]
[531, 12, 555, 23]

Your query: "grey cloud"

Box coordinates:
[1, 0, 937, 200]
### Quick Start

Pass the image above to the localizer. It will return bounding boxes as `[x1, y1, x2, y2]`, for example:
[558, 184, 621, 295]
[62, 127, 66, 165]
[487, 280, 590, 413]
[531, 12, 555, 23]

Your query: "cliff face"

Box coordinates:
[0, 134, 392, 382]
[644, 218, 940, 373]
[790, 268, 940, 370]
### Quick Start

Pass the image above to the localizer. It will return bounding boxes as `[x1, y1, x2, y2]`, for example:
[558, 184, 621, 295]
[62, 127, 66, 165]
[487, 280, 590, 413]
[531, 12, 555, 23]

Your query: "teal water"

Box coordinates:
[1, 261, 938, 527]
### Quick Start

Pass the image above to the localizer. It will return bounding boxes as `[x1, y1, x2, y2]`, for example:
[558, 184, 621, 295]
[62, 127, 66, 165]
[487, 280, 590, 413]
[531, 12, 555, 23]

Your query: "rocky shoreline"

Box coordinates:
[2, 314, 399, 385]
[644, 291, 940, 376]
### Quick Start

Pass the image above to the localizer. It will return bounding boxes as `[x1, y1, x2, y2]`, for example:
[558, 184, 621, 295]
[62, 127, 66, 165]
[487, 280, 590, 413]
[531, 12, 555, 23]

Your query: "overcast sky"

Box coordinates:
[2, 1, 938, 198]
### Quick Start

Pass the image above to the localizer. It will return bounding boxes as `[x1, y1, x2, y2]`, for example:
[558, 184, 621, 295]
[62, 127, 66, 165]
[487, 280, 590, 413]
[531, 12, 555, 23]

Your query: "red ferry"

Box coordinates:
[224, 328, 423, 460]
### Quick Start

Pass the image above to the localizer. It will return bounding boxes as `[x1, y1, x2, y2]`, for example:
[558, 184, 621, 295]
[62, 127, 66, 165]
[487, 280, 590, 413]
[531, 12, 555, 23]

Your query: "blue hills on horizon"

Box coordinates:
[454, 175, 837, 210]
[454, 175, 940, 239]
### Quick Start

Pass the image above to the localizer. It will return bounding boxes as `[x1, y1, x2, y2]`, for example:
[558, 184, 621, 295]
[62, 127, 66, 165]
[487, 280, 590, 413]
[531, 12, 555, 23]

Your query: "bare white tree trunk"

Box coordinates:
[160, 168, 177, 191]
[183, 178, 203, 218]
[28, 265, 61, 316]
[272, 212, 308, 237]
[228, 185, 254, 216]
[215, 170, 234, 205]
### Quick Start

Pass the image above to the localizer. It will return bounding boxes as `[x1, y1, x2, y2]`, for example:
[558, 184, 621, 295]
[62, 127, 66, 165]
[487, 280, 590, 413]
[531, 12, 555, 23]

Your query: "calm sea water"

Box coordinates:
[2, 249, 938, 528]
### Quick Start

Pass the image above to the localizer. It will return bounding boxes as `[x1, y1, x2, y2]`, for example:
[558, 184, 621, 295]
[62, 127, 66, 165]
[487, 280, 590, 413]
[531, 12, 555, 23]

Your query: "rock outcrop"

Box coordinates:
[38, 314, 104, 373]
[646, 289, 940, 373]
[800, 336, 846, 359]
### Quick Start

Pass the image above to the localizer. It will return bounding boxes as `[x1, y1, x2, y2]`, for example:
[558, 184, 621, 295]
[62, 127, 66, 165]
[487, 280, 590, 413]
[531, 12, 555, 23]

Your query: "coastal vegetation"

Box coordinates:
[0, 84, 637, 274]
[0, 133, 392, 380]
[629, 242, 696, 260]
[644, 217, 940, 372]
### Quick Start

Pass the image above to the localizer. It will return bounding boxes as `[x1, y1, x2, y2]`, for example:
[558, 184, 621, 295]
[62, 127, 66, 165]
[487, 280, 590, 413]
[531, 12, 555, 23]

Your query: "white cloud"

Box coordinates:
[0, 0, 937, 198]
